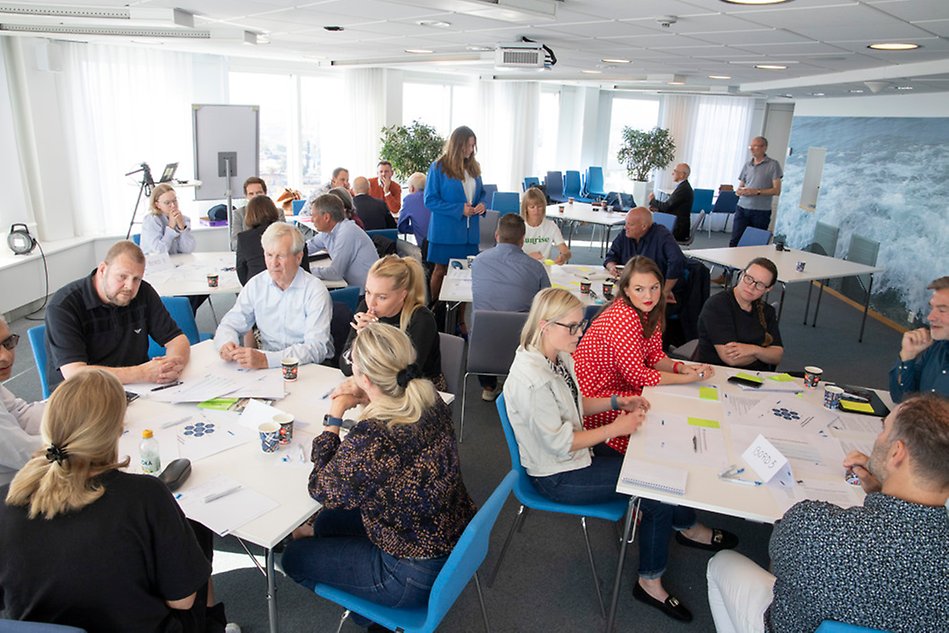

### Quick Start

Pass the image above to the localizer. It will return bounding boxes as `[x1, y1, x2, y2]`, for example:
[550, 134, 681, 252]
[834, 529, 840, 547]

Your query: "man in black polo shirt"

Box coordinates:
[44, 240, 190, 390]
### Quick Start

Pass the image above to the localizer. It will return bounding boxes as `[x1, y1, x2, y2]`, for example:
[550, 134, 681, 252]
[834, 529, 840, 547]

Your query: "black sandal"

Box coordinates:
[675, 528, 739, 551]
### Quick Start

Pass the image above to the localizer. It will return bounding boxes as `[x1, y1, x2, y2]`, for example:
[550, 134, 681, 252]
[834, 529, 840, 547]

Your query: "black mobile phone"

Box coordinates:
[727, 375, 762, 389]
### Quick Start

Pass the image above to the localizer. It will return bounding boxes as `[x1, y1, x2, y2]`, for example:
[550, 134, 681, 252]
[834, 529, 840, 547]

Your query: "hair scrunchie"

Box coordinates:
[46, 443, 69, 465]
[396, 363, 421, 389]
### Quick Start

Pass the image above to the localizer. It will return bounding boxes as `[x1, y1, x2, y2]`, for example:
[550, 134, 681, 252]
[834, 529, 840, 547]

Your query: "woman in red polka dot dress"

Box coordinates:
[574, 256, 716, 454]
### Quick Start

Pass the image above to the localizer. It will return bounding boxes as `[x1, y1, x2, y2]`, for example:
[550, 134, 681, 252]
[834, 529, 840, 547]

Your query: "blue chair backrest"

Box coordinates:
[712, 190, 738, 214]
[365, 228, 398, 243]
[737, 226, 772, 247]
[149, 296, 206, 358]
[814, 622, 890, 633]
[585, 166, 605, 195]
[545, 171, 564, 197]
[329, 286, 360, 314]
[491, 192, 520, 215]
[563, 171, 582, 197]
[422, 471, 514, 629]
[606, 192, 635, 211]
[692, 188, 714, 213]
[482, 184, 498, 203]
[292, 199, 306, 215]
[131, 233, 141, 246]
[496, 394, 525, 473]
[522, 177, 540, 192]
[653, 212, 676, 233]
[0, 621, 88, 632]
[27, 325, 51, 399]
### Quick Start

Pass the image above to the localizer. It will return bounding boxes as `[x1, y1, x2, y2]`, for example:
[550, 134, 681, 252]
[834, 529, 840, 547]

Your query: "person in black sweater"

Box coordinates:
[352, 176, 397, 231]
[339, 255, 445, 391]
[647, 163, 694, 242]
[236, 195, 309, 285]
[695, 257, 784, 371]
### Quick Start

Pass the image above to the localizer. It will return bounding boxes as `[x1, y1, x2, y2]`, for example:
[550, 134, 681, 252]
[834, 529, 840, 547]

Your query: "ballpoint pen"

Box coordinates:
[204, 485, 242, 503]
[151, 381, 183, 392]
[719, 477, 763, 487]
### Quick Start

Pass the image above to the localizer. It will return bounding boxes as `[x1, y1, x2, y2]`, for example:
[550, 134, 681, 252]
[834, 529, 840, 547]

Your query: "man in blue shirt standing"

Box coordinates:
[729, 136, 783, 247]
[890, 276, 949, 402]
[605, 206, 686, 305]
[471, 214, 550, 400]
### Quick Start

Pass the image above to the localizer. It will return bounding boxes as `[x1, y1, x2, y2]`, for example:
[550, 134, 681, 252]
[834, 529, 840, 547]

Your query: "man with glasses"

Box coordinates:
[647, 163, 694, 242]
[605, 207, 686, 305]
[729, 136, 783, 247]
[694, 257, 783, 371]
[890, 276, 949, 402]
[471, 213, 551, 400]
[0, 316, 44, 486]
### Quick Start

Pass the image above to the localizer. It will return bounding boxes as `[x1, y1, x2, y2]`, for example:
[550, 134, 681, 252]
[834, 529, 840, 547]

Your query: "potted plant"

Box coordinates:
[616, 126, 676, 206]
[379, 120, 446, 182]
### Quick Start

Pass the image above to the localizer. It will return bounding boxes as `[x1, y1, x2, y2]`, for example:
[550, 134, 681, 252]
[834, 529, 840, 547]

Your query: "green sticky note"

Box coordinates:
[699, 387, 719, 401]
[688, 417, 721, 429]
[197, 398, 239, 411]
[769, 373, 795, 382]
[840, 400, 875, 414]
[735, 372, 764, 384]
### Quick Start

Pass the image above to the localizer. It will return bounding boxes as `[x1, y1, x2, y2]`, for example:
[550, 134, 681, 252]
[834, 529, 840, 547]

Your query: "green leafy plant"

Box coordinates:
[379, 120, 446, 182]
[616, 126, 676, 182]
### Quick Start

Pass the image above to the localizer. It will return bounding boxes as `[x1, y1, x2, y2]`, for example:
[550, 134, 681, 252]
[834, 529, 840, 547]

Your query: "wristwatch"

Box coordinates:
[323, 414, 344, 427]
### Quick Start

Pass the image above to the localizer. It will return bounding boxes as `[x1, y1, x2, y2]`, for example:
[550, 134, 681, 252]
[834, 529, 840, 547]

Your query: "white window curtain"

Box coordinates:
[657, 95, 754, 192]
[340, 68, 386, 177]
[59, 42, 206, 236]
[0, 40, 32, 229]
[475, 80, 539, 192]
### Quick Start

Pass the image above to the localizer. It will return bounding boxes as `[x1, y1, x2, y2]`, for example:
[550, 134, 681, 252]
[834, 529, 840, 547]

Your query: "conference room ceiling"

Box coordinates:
[3, 0, 949, 99]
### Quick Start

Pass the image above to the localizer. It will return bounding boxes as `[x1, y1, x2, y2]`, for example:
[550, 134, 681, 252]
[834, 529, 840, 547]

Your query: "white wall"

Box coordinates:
[793, 92, 949, 118]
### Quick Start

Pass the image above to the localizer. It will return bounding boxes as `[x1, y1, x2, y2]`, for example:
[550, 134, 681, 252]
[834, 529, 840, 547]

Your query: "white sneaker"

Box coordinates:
[481, 386, 500, 401]
[225, 624, 242, 633]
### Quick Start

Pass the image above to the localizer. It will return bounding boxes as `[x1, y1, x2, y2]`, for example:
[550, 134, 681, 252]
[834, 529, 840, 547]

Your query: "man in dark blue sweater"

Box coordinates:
[604, 206, 686, 304]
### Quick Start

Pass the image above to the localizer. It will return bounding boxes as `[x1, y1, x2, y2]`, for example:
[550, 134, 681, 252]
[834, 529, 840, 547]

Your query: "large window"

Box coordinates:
[403, 79, 476, 137]
[533, 88, 560, 177]
[300, 75, 344, 189]
[229, 72, 292, 190]
[606, 96, 659, 186]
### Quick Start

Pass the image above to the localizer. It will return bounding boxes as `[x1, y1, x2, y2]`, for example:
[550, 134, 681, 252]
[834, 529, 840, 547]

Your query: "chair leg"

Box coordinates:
[516, 506, 530, 533]
[487, 504, 527, 587]
[459, 373, 469, 442]
[334, 609, 351, 633]
[580, 516, 607, 618]
[812, 279, 826, 328]
[474, 572, 491, 633]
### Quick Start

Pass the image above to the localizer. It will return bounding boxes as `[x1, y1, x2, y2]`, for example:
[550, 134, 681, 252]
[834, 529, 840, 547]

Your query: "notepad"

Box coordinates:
[621, 460, 688, 495]
[840, 400, 875, 414]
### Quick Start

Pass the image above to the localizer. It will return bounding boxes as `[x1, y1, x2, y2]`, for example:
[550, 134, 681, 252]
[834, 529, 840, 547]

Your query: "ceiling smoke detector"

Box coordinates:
[656, 15, 678, 29]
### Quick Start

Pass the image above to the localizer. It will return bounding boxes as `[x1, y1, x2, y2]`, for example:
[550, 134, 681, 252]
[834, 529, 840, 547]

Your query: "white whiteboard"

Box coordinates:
[192, 104, 259, 200]
[799, 146, 826, 213]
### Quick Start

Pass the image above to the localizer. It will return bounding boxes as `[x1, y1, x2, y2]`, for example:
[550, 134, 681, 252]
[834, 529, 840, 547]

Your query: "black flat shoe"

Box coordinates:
[675, 528, 739, 552]
[632, 582, 693, 622]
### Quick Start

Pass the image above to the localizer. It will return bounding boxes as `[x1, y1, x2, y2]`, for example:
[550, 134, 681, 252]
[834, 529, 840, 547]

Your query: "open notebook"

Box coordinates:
[621, 460, 688, 496]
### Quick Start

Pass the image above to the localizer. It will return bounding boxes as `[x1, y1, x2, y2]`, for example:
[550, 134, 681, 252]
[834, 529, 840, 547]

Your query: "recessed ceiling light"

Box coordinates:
[581, 69, 602, 74]
[811, 92, 825, 96]
[601, 58, 631, 64]
[256, 34, 270, 45]
[849, 89, 864, 94]
[720, 0, 792, 4]
[755, 64, 787, 70]
[323, 26, 344, 32]
[782, 94, 793, 98]
[668, 81, 686, 85]
[417, 20, 451, 28]
[896, 85, 914, 90]
[405, 48, 433, 54]
[868, 42, 920, 51]
[708, 74, 731, 80]
[466, 45, 493, 52]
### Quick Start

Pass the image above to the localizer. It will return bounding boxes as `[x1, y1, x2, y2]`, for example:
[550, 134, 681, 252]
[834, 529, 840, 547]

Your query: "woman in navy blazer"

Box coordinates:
[424, 126, 485, 310]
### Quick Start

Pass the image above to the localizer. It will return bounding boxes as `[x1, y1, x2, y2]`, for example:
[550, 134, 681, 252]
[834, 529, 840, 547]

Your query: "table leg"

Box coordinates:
[267, 547, 279, 633]
[605, 497, 637, 633]
[811, 280, 826, 328]
[803, 281, 813, 325]
[859, 274, 874, 343]
[776, 283, 786, 322]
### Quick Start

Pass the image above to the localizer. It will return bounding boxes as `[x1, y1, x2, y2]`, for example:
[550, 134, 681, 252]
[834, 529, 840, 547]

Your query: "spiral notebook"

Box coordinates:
[621, 460, 688, 496]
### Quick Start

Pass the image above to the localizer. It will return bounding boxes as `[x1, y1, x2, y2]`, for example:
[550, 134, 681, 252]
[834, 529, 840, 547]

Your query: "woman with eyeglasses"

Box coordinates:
[141, 183, 196, 257]
[505, 288, 731, 622]
[0, 316, 43, 487]
[695, 257, 783, 371]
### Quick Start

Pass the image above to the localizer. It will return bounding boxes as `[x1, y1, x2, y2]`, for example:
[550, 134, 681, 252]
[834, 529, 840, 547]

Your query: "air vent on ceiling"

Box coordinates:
[495, 42, 544, 68]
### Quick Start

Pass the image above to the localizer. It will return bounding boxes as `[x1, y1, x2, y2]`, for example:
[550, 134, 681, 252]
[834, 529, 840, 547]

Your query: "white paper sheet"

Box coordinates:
[736, 395, 839, 435]
[150, 374, 240, 403]
[722, 393, 761, 419]
[239, 398, 292, 431]
[639, 413, 729, 468]
[176, 475, 279, 536]
[173, 416, 253, 461]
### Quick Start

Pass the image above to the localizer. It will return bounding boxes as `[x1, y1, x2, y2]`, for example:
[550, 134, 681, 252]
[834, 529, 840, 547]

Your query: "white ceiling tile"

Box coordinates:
[866, 0, 949, 23]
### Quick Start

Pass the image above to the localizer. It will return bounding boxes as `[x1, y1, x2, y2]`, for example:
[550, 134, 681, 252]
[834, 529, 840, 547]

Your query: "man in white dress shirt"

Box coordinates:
[0, 316, 44, 486]
[214, 223, 333, 368]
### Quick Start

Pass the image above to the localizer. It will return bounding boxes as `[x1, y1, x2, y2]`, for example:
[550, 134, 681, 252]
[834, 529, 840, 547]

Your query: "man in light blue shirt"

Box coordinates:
[215, 223, 333, 368]
[305, 194, 378, 292]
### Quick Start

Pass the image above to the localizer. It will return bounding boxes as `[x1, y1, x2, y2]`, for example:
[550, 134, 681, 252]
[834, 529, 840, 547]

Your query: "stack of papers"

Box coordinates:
[176, 475, 279, 536]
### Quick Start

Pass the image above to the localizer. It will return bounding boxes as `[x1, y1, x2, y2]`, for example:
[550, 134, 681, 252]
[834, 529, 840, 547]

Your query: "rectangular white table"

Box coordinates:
[546, 202, 626, 257]
[686, 245, 885, 341]
[440, 260, 615, 306]
[603, 367, 889, 632]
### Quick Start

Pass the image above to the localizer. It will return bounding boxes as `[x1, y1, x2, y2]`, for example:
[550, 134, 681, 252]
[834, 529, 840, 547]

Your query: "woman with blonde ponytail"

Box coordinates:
[0, 369, 220, 633]
[340, 254, 446, 391]
[282, 323, 475, 626]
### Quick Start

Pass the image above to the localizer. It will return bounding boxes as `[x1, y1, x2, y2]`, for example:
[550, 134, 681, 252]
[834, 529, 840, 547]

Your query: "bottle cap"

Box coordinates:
[142, 429, 154, 439]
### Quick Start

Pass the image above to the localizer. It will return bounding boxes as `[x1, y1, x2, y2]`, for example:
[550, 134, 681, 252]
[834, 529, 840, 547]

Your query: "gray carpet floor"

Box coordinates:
[2, 226, 901, 632]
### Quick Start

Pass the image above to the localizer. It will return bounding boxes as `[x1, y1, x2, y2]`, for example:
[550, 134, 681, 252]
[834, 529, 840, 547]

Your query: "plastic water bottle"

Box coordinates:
[140, 429, 161, 475]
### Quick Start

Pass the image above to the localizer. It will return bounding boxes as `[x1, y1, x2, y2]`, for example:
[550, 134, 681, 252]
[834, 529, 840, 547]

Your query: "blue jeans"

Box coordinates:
[728, 206, 771, 247]
[282, 508, 445, 625]
[529, 446, 696, 579]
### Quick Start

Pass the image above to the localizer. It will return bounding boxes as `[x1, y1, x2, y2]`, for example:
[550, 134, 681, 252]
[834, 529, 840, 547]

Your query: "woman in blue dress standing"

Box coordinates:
[424, 126, 485, 333]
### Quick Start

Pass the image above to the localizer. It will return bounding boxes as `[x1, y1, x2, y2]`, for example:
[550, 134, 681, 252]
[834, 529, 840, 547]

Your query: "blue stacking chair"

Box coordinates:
[489, 395, 631, 617]
[691, 188, 714, 214]
[707, 190, 740, 235]
[605, 191, 634, 212]
[481, 184, 498, 204]
[315, 471, 515, 633]
[652, 212, 676, 233]
[545, 171, 567, 202]
[365, 228, 398, 243]
[329, 286, 360, 314]
[0, 621, 88, 632]
[490, 192, 520, 215]
[27, 325, 51, 399]
[148, 296, 213, 358]
[130, 233, 141, 246]
[584, 166, 606, 199]
[522, 176, 540, 192]
[814, 622, 891, 633]
[737, 226, 772, 247]
[563, 170, 594, 203]
[291, 199, 306, 215]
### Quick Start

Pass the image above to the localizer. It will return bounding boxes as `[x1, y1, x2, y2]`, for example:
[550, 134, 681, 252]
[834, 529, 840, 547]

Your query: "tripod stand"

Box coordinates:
[125, 162, 155, 240]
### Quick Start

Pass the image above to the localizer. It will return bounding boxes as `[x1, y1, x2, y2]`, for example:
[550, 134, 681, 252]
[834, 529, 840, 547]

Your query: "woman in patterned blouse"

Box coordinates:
[574, 256, 716, 455]
[281, 323, 475, 625]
